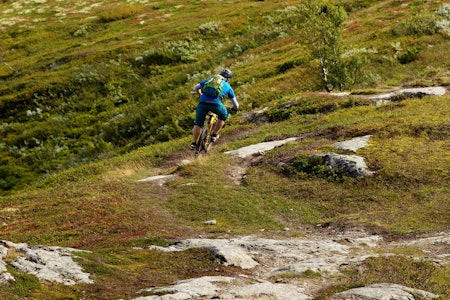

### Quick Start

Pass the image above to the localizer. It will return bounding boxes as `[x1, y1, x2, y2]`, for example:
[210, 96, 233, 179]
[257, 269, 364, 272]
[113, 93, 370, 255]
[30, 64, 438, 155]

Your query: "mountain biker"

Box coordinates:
[191, 68, 239, 150]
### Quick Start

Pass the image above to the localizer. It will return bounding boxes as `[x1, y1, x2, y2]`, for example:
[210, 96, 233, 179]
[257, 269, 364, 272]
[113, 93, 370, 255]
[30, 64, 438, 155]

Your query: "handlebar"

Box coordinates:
[227, 107, 238, 114]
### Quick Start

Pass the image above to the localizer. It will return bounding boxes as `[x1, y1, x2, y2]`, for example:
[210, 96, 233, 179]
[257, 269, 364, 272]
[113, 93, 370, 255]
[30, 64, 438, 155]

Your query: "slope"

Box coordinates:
[0, 0, 449, 299]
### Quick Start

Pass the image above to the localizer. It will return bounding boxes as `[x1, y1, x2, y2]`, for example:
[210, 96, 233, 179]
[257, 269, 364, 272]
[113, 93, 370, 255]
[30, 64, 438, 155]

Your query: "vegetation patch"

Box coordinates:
[3, 267, 40, 298]
[316, 256, 450, 299]
[98, 5, 146, 23]
[76, 248, 248, 300]
[287, 154, 351, 183]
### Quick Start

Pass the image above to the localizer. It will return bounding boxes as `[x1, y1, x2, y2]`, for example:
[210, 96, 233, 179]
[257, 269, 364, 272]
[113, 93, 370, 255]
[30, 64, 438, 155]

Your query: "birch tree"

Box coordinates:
[300, 1, 347, 92]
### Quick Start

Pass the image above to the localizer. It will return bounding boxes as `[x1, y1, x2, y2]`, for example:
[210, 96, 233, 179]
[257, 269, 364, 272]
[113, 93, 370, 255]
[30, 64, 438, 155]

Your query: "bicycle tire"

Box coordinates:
[194, 113, 217, 158]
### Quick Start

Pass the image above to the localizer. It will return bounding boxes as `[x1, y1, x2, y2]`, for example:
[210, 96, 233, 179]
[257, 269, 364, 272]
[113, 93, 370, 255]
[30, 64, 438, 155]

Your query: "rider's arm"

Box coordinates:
[194, 83, 202, 96]
[230, 96, 239, 110]
[226, 84, 239, 110]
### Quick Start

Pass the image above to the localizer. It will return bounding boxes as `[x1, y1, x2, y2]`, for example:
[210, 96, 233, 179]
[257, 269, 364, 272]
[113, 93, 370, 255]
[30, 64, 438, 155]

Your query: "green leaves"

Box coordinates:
[299, 1, 348, 91]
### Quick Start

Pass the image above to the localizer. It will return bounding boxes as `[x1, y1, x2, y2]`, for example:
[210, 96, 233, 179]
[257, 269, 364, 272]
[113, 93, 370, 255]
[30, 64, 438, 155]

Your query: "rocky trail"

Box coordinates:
[136, 229, 449, 300]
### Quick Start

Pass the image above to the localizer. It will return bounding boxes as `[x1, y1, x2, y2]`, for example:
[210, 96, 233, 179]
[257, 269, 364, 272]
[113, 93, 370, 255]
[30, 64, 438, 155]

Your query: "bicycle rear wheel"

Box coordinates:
[194, 113, 217, 158]
[194, 126, 208, 158]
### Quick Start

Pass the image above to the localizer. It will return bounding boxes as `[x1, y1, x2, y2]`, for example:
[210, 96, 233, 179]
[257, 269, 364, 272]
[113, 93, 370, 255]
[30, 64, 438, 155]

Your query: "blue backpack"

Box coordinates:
[202, 75, 224, 98]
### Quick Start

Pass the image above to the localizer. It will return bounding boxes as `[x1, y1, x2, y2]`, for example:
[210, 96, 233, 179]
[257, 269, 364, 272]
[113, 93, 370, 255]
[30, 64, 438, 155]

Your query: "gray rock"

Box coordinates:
[331, 283, 439, 300]
[313, 152, 374, 177]
[0, 240, 93, 286]
[138, 232, 450, 300]
[270, 257, 343, 275]
[0, 272, 15, 284]
[0, 244, 14, 284]
[239, 107, 269, 124]
[148, 235, 364, 272]
[221, 281, 311, 300]
[334, 135, 372, 152]
[0, 244, 7, 273]
[134, 276, 311, 300]
[225, 137, 298, 158]
[136, 174, 177, 185]
[148, 238, 259, 269]
[204, 219, 217, 225]
[135, 276, 236, 300]
[368, 87, 447, 106]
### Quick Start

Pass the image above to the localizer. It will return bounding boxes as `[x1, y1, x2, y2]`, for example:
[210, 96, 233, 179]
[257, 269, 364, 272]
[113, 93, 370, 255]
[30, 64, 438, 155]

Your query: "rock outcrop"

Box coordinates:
[136, 230, 448, 299]
[334, 135, 372, 152]
[0, 240, 93, 286]
[312, 152, 375, 178]
[331, 283, 439, 300]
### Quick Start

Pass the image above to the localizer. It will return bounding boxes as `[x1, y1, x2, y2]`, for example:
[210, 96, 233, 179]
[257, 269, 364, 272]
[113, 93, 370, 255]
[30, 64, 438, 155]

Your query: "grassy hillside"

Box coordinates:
[1, 0, 449, 193]
[0, 0, 449, 299]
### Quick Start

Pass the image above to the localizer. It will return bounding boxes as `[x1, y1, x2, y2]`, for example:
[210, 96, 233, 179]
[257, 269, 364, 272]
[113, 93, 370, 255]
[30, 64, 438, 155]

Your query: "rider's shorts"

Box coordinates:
[194, 101, 229, 126]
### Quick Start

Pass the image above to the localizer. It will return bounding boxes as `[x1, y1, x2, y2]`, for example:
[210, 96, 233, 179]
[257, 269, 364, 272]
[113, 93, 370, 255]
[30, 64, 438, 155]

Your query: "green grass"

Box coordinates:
[0, 0, 449, 299]
[2, 0, 450, 193]
[315, 255, 450, 299]
[2, 268, 41, 298]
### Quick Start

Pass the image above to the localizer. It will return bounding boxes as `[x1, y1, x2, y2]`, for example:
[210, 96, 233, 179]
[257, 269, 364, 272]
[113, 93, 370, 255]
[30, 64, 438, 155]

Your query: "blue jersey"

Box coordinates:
[199, 77, 236, 104]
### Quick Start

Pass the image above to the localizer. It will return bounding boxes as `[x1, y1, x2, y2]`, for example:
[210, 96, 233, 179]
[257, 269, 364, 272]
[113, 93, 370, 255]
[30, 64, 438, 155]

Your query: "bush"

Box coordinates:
[397, 47, 420, 64]
[341, 0, 374, 13]
[392, 13, 439, 36]
[435, 4, 450, 36]
[0, 164, 25, 191]
[288, 154, 350, 183]
[265, 97, 342, 122]
[197, 21, 221, 35]
[299, 1, 348, 91]
[6, 268, 40, 297]
[136, 39, 201, 67]
[98, 5, 145, 23]
[139, 49, 188, 66]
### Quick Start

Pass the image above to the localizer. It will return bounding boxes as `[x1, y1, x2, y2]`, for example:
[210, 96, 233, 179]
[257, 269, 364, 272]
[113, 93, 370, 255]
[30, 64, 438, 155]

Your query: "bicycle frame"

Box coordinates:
[194, 112, 218, 158]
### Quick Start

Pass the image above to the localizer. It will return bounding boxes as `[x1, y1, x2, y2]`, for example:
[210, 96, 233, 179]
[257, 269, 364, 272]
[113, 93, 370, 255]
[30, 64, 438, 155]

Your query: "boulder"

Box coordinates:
[148, 238, 259, 269]
[312, 152, 374, 178]
[331, 283, 439, 300]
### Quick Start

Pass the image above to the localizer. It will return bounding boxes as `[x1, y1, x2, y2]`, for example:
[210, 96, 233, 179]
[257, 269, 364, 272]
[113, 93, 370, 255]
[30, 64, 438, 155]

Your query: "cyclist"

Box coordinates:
[191, 68, 239, 150]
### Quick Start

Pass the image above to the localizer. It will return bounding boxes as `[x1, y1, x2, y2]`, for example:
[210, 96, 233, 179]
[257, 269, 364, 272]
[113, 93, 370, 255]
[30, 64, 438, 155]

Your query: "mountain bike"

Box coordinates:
[194, 112, 218, 158]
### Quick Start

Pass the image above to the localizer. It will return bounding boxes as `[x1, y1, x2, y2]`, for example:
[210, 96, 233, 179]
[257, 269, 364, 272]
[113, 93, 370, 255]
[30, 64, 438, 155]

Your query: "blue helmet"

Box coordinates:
[220, 68, 233, 79]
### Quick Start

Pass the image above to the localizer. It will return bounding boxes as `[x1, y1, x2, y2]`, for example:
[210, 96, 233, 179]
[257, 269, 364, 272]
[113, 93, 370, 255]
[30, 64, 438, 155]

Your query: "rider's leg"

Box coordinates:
[193, 103, 207, 145]
[213, 119, 225, 135]
[192, 125, 201, 143]
[211, 103, 228, 136]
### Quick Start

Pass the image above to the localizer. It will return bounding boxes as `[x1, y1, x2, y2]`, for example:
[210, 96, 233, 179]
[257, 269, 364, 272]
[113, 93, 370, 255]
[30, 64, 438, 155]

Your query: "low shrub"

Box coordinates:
[397, 47, 420, 64]
[341, 0, 374, 13]
[392, 13, 439, 36]
[98, 5, 145, 23]
[5, 267, 40, 297]
[288, 154, 351, 183]
[197, 21, 221, 35]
